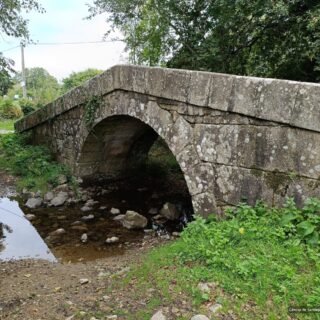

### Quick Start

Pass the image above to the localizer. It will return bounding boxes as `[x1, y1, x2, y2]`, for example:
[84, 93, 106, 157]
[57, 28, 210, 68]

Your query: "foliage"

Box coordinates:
[0, 0, 44, 80]
[89, 0, 320, 82]
[0, 133, 73, 193]
[84, 95, 103, 129]
[0, 119, 15, 131]
[0, 97, 23, 119]
[0, 56, 14, 95]
[61, 69, 103, 93]
[18, 98, 37, 116]
[119, 199, 320, 319]
[11, 67, 61, 106]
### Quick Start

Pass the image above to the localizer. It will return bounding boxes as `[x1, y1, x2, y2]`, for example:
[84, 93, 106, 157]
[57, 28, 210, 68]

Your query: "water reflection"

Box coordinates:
[0, 197, 56, 262]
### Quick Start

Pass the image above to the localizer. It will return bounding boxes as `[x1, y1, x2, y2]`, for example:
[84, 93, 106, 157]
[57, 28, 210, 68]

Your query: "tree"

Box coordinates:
[0, 0, 43, 89]
[9, 67, 60, 106]
[88, 0, 320, 82]
[61, 69, 103, 93]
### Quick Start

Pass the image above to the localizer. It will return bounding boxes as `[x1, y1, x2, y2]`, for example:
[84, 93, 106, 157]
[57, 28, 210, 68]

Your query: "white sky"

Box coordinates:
[0, 0, 127, 81]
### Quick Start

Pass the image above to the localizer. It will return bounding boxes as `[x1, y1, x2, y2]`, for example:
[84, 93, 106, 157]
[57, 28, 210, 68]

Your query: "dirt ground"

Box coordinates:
[0, 241, 165, 320]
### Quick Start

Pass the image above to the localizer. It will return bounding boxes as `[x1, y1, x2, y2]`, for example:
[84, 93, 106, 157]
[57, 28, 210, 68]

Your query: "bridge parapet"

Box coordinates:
[16, 65, 320, 134]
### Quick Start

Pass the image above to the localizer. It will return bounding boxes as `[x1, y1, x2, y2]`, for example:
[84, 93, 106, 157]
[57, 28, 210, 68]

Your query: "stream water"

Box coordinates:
[0, 178, 193, 264]
[0, 197, 56, 262]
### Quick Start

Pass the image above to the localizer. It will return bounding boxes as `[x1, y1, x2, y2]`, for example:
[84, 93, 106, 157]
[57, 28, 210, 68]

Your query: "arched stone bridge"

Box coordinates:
[15, 65, 320, 215]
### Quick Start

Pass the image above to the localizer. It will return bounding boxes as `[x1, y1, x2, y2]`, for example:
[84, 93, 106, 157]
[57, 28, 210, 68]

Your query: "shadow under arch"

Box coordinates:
[77, 114, 194, 225]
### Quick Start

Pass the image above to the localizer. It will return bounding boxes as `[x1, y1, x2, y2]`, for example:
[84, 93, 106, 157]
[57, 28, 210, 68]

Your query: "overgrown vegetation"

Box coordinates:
[0, 119, 15, 131]
[116, 199, 320, 319]
[84, 95, 103, 129]
[0, 133, 74, 193]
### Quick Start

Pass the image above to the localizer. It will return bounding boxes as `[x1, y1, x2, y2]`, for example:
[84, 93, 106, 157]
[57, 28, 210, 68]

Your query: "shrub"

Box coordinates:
[0, 133, 75, 193]
[0, 98, 23, 119]
[18, 98, 36, 116]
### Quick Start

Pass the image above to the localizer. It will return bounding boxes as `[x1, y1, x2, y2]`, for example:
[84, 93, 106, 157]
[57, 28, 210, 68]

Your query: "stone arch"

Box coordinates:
[75, 94, 217, 216]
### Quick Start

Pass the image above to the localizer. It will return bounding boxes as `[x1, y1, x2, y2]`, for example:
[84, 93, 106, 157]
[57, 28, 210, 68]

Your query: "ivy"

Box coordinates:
[84, 95, 102, 129]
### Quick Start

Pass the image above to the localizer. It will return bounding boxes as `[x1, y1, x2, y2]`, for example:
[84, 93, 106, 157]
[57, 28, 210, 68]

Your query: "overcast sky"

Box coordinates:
[0, 0, 127, 81]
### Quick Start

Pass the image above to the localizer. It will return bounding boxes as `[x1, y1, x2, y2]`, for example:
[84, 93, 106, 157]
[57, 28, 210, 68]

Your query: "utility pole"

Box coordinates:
[20, 42, 27, 98]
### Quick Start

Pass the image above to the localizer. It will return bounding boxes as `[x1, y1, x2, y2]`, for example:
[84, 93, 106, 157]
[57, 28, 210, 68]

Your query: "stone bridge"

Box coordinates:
[15, 65, 320, 216]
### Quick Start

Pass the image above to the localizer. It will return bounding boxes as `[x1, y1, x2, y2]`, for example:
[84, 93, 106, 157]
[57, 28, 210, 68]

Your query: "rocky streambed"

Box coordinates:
[2, 172, 193, 263]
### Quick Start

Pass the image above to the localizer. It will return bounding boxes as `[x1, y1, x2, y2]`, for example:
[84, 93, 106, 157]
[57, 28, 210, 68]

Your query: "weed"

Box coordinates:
[0, 133, 75, 193]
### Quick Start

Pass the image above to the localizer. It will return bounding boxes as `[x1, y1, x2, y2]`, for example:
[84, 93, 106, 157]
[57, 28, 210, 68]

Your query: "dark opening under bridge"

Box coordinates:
[16, 65, 320, 215]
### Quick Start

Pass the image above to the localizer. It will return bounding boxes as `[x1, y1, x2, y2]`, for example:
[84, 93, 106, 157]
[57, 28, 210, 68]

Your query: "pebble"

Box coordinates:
[148, 208, 158, 215]
[190, 316, 210, 320]
[25, 214, 36, 221]
[81, 214, 95, 221]
[209, 303, 222, 313]
[80, 233, 88, 243]
[79, 278, 89, 285]
[151, 310, 167, 320]
[81, 205, 92, 212]
[50, 228, 66, 236]
[106, 236, 119, 244]
[110, 208, 120, 215]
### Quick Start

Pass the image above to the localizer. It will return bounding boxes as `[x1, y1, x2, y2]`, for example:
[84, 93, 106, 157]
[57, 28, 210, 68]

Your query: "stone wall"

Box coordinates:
[15, 65, 320, 216]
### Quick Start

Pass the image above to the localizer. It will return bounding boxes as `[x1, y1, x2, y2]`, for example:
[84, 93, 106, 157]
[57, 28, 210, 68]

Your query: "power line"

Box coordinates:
[33, 39, 124, 46]
[1, 39, 124, 52]
[1, 45, 20, 53]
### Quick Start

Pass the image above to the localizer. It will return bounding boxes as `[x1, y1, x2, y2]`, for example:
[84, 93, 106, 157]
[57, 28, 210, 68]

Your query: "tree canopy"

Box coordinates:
[0, 0, 43, 94]
[89, 0, 320, 82]
[61, 68, 103, 93]
[7, 67, 60, 106]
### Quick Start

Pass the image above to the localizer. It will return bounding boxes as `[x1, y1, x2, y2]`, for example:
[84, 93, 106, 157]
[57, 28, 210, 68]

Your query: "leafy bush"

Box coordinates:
[0, 98, 23, 119]
[0, 133, 74, 192]
[18, 98, 37, 116]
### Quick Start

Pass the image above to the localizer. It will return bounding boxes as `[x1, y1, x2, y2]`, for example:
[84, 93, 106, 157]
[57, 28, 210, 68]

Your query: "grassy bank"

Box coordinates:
[0, 133, 74, 193]
[0, 119, 15, 131]
[112, 200, 320, 319]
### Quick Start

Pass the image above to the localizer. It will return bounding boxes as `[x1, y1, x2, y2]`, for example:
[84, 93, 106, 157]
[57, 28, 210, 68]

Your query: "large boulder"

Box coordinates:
[25, 197, 43, 209]
[50, 191, 68, 207]
[159, 203, 180, 220]
[121, 211, 148, 229]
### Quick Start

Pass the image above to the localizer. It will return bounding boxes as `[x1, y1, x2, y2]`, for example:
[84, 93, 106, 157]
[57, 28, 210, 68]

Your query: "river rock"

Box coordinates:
[151, 310, 167, 320]
[190, 316, 210, 320]
[81, 233, 88, 243]
[81, 205, 92, 212]
[85, 199, 99, 207]
[148, 208, 158, 215]
[50, 192, 68, 207]
[71, 225, 88, 232]
[57, 174, 67, 185]
[121, 211, 148, 229]
[160, 203, 180, 220]
[25, 197, 43, 209]
[113, 214, 125, 221]
[44, 191, 54, 202]
[110, 208, 120, 215]
[208, 303, 222, 313]
[50, 228, 66, 236]
[81, 214, 95, 222]
[25, 214, 36, 221]
[106, 236, 119, 244]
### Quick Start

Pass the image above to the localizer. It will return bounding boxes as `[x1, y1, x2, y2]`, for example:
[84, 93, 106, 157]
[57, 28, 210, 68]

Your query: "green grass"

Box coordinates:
[0, 133, 76, 193]
[0, 119, 15, 131]
[114, 200, 320, 319]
